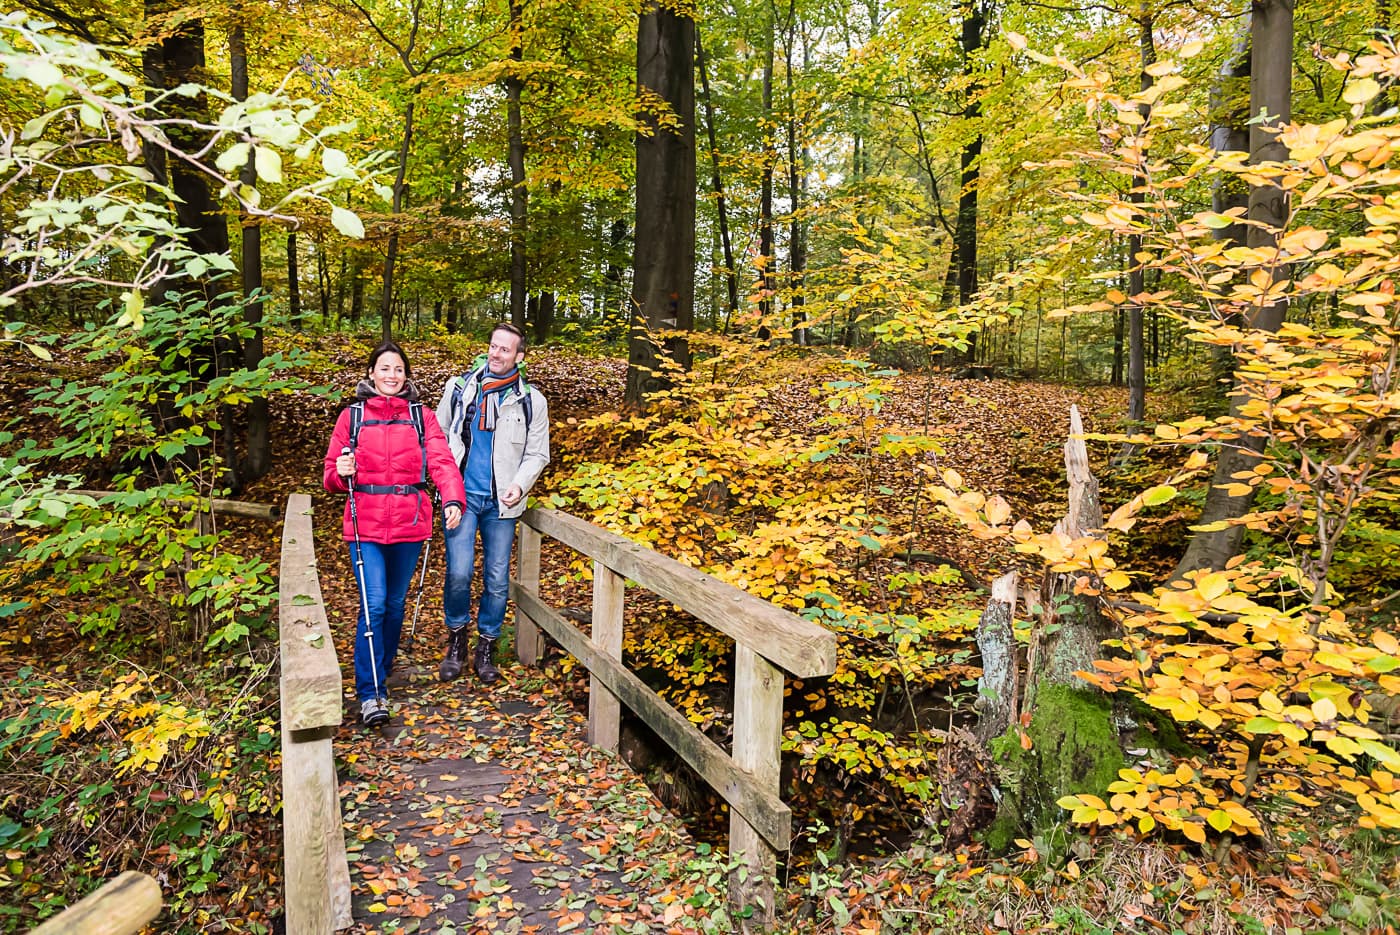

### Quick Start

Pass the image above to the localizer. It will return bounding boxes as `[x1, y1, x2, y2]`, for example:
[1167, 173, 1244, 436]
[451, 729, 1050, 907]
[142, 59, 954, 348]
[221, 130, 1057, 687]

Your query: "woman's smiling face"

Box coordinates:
[369, 351, 406, 396]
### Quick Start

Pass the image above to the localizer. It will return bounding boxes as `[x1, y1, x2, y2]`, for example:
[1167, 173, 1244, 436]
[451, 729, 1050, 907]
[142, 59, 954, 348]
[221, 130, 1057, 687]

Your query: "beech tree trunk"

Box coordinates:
[626, 1, 695, 408]
[231, 23, 271, 482]
[757, 6, 776, 340]
[507, 0, 528, 330]
[696, 34, 739, 330]
[1176, 0, 1293, 576]
[783, 2, 808, 345]
[956, 1, 984, 363]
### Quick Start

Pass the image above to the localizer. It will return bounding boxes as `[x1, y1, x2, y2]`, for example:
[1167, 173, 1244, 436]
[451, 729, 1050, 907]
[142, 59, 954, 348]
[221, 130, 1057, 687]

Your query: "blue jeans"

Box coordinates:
[347, 540, 422, 703]
[443, 492, 517, 640]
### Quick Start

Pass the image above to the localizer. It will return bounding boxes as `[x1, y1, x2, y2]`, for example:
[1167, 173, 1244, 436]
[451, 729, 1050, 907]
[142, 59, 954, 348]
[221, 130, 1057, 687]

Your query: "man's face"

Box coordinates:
[486, 328, 524, 375]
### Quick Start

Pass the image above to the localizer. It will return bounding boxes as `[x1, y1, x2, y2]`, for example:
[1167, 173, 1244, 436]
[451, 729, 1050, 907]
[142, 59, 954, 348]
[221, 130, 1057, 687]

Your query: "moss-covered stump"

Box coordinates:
[985, 684, 1124, 856]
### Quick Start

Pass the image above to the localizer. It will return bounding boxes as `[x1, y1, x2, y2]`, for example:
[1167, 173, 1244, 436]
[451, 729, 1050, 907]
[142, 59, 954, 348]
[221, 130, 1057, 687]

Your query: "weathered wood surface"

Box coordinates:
[729, 645, 783, 924]
[29, 871, 160, 935]
[70, 490, 280, 520]
[520, 507, 837, 678]
[515, 522, 545, 665]
[512, 586, 794, 850]
[280, 493, 342, 733]
[340, 672, 699, 932]
[279, 493, 351, 932]
[973, 571, 1020, 744]
[588, 560, 625, 752]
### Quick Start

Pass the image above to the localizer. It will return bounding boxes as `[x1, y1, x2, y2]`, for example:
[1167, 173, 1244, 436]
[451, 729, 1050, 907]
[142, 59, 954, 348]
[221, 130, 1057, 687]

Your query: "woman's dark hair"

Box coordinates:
[366, 340, 412, 377]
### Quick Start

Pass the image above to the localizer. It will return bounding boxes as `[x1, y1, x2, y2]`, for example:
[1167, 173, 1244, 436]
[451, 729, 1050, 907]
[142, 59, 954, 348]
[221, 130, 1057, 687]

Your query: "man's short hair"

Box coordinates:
[492, 321, 526, 354]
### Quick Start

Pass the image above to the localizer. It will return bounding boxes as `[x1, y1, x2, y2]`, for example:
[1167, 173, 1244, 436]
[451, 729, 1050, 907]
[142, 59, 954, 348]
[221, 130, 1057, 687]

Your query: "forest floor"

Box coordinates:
[5, 334, 1398, 933]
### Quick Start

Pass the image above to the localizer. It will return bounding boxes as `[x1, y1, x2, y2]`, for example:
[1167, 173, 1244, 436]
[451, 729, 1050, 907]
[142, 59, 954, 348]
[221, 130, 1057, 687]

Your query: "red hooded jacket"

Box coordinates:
[323, 391, 467, 544]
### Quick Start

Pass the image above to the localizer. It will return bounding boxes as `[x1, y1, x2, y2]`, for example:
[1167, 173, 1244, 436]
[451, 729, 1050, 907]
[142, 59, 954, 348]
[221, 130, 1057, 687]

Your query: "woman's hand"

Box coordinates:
[444, 504, 462, 530]
[336, 452, 356, 478]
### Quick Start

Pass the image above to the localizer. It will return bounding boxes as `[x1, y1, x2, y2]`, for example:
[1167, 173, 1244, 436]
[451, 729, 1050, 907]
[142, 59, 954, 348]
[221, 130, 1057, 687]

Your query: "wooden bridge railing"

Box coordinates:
[510, 507, 839, 922]
[278, 493, 352, 933]
[27, 871, 160, 934]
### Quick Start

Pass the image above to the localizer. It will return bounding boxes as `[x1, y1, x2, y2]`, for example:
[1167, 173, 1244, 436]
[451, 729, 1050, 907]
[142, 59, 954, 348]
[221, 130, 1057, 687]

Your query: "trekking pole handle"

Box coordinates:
[338, 445, 356, 482]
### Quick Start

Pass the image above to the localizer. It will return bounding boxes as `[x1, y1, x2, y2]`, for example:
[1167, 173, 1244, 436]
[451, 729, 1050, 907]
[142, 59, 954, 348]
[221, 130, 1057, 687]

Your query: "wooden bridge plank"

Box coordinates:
[30, 871, 160, 935]
[522, 508, 837, 678]
[512, 586, 793, 850]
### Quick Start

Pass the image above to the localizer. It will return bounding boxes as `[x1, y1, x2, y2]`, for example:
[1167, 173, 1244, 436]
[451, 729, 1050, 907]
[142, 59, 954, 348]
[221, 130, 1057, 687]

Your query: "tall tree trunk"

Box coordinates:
[349, 257, 364, 324]
[1116, 8, 1154, 465]
[1208, 22, 1253, 391]
[231, 22, 272, 481]
[783, 1, 808, 345]
[956, 2, 984, 363]
[287, 232, 302, 328]
[535, 291, 556, 343]
[626, 1, 695, 408]
[379, 94, 417, 339]
[507, 0, 528, 330]
[317, 235, 331, 326]
[1176, 0, 1294, 576]
[696, 34, 738, 329]
[757, 6, 776, 340]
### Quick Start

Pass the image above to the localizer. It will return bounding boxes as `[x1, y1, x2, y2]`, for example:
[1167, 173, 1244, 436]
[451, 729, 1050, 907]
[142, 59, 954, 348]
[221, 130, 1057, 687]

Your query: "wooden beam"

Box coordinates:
[514, 523, 544, 665]
[521, 509, 836, 678]
[588, 561, 625, 751]
[30, 871, 160, 935]
[512, 586, 792, 849]
[70, 490, 280, 520]
[279, 494, 341, 732]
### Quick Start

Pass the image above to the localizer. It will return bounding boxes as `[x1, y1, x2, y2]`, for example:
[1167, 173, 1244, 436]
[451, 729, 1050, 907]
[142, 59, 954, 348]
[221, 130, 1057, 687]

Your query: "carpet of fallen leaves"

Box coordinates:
[9, 332, 1396, 934]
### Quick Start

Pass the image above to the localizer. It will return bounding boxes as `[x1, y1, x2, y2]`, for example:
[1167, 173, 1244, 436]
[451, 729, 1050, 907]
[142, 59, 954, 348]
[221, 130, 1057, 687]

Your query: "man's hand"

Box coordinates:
[444, 504, 462, 530]
[501, 484, 524, 508]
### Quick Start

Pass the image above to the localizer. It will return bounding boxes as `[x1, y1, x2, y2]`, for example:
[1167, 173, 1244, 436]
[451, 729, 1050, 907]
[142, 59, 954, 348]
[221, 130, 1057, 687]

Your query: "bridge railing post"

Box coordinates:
[729, 645, 783, 923]
[588, 559, 625, 751]
[515, 522, 544, 665]
[28, 870, 160, 934]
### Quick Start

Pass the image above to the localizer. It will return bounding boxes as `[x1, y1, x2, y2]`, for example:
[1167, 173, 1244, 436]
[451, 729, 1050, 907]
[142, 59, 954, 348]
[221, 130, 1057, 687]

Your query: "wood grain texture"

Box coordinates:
[279, 494, 342, 732]
[30, 871, 160, 935]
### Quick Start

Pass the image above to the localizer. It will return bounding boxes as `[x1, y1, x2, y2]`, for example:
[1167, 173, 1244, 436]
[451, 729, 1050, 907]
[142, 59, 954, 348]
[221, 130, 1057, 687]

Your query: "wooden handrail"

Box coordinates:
[511, 506, 839, 924]
[278, 493, 352, 933]
[28, 870, 160, 934]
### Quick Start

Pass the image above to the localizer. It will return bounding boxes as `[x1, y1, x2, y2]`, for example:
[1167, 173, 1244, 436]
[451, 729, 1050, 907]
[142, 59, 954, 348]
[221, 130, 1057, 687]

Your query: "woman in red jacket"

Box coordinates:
[324, 341, 467, 726]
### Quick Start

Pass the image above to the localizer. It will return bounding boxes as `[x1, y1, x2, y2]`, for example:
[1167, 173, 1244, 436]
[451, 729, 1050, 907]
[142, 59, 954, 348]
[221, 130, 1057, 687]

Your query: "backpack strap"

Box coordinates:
[347, 399, 429, 488]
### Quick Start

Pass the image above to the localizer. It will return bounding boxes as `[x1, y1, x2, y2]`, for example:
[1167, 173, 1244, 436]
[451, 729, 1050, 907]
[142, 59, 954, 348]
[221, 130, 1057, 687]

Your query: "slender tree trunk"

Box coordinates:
[507, 0, 528, 330]
[1117, 9, 1154, 465]
[1176, 0, 1293, 576]
[956, 2, 984, 363]
[379, 94, 417, 339]
[230, 22, 272, 481]
[696, 34, 738, 328]
[317, 235, 331, 326]
[287, 232, 302, 327]
[757, 7, 776, 340]
[783, 2, 808, 345]
[626, 0, 695, 408]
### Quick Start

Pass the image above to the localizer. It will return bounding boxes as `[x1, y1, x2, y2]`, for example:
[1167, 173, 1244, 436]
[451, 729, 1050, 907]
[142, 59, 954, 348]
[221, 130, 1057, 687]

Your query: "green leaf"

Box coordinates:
[1142, 484, 1177, 507]
[304, 632, 324, 648]
[216, 142, 250, 173]
[1206, 808, 1232, 832]
[24, 61, 65, 90]
[253, 146, 282, 184]
[321, 147, 350, 175]
[331, 206, 365, 239]
[291, 594, 317, 606]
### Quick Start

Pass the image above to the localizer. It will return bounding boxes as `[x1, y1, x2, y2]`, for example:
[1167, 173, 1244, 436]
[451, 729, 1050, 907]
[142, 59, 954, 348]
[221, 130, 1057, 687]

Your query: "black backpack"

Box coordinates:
[346, 399, 428, 492]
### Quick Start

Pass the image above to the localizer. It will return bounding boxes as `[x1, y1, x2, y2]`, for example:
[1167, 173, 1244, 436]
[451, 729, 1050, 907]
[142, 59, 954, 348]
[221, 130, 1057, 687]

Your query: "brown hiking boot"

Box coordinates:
[439, 626, 470, 682]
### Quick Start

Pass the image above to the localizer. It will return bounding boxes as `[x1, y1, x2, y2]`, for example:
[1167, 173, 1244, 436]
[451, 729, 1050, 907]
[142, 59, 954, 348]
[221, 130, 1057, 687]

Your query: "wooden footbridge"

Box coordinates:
[42, 494, 836, 933]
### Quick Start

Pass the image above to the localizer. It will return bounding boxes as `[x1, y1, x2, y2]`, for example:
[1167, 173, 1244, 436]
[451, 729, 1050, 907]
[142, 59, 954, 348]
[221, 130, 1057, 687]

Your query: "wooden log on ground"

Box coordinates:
[29, 870, 161, 934]
[70, 490, 280, 520]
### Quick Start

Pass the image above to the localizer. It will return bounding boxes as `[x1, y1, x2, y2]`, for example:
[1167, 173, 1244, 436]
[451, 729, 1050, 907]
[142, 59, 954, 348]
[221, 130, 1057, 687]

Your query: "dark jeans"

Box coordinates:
[443, 492, 517, 640]
[347, 539, 422, 703]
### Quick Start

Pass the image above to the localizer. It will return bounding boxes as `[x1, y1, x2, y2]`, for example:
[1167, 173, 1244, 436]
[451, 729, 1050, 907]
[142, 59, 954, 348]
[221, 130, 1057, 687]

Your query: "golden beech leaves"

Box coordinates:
[942, 37, 1400, 847]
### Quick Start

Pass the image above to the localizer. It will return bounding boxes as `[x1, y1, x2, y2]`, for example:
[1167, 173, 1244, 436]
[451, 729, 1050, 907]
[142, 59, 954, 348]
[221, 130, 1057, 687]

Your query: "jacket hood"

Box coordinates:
[354, 378, 422, 402]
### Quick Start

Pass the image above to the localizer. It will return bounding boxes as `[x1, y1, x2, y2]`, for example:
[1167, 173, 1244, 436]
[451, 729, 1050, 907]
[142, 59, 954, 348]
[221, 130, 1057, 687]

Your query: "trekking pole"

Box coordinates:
[405, 489, 441, 659]
[342, 445, 384, 706]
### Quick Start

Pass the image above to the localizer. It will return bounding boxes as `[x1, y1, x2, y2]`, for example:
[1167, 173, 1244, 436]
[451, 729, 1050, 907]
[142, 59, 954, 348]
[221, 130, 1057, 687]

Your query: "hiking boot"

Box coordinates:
[360, 698, 389, 727]
[439, 626, 470, 682]
[474, 637, 500, 685]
